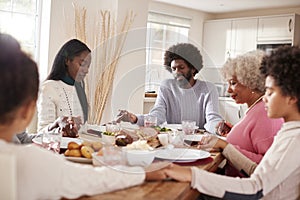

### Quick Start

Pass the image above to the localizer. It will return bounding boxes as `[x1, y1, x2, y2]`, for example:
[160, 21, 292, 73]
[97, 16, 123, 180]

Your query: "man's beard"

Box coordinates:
[174, 70, 194, 88]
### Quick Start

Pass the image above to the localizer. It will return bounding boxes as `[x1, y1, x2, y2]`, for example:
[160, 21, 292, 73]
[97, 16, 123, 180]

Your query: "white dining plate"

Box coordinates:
[155, 148, 210, 162]
[32, 137, 83, 149]
[119, 122, 140, 130]
[183, 134, 203, 142]
[163, 124, 199, 130]
[64, 156, 92, 164]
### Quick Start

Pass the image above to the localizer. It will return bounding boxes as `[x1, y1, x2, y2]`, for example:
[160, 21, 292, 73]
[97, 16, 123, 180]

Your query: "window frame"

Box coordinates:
[145, 12, 191, 93]
[0, 0, 41, 60]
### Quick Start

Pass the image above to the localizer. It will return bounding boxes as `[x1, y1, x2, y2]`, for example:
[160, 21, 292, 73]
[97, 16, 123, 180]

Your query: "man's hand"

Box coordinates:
[115, 110, 137, 123]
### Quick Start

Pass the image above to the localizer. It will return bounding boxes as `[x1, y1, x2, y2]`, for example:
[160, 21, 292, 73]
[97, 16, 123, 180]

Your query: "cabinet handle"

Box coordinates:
[288, 18, 292, 32]
[227, 51, 231, 57]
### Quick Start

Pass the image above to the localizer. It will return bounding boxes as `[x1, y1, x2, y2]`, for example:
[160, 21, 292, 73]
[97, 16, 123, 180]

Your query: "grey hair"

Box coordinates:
[221, 50, 266, 93]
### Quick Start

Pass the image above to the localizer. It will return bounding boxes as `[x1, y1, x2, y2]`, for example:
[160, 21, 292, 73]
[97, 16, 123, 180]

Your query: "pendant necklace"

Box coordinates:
[246, 95, 263, 114]
[62, 87, 73, 117]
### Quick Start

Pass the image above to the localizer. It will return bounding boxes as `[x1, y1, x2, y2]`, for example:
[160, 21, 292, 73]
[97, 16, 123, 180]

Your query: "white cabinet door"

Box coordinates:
[219, 98, 247, 125]
[203, 18, 258, 68]
[202, 20, 232, 68]
[231, 18, 258, 58]
[257, 15, 294, 42]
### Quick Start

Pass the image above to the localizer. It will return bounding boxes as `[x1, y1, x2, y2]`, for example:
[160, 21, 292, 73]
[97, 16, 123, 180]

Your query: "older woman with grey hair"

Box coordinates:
[206, 50, 284, 178]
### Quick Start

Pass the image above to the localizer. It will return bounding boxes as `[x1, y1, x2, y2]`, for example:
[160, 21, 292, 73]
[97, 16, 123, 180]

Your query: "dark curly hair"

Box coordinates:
[164, 43, 203, 75]
[260, 45, 300, 112]
[0, 33, 39, 124]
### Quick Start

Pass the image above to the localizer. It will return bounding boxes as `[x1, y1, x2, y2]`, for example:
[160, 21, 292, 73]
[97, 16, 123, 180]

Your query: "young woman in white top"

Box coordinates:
[38, 39, 90, 132]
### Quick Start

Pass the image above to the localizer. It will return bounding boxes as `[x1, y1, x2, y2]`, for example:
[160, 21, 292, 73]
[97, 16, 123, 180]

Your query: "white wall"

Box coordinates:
[102, 0, 149, 123]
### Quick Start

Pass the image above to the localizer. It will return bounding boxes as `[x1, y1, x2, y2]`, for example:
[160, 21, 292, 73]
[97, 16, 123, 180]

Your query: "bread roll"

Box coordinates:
[67, 141, 81, 150]
[64, 149, 82, 157]
[80, 146, 94, 159]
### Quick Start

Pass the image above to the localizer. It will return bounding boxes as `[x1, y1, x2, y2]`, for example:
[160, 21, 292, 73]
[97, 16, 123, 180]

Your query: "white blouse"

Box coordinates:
[0, 140, 145, 200]
[37, 80, 84, 132]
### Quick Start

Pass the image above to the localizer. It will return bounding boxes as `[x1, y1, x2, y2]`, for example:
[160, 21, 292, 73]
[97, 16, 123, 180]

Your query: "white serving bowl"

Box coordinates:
[101, 134, 116, 145]
[125, 149, 156, 167]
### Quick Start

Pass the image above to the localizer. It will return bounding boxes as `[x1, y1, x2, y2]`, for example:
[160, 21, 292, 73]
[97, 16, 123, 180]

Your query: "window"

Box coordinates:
[145, 12, 191, 93]
[0, 0, 40, 59]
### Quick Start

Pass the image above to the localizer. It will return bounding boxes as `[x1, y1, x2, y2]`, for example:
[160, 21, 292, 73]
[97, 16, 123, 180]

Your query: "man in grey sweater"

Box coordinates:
[116, 43, 222, 133]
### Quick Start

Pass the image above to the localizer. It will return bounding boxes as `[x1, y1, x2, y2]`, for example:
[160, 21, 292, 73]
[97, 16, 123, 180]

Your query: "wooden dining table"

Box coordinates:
[68, 151, 225, 200]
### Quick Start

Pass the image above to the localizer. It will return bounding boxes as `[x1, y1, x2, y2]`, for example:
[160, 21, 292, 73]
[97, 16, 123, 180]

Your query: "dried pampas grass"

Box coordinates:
[73, 4, 135, 124]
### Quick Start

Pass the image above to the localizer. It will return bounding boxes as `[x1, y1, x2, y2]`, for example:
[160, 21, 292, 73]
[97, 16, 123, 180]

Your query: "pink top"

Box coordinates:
[225, 100, 283, 177]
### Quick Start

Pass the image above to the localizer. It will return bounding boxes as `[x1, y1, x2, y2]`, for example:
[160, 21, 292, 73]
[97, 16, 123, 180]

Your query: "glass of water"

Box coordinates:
[144, 115, 157, 127]
[42, 132, 61, 153]
[182, 120, 196, 135]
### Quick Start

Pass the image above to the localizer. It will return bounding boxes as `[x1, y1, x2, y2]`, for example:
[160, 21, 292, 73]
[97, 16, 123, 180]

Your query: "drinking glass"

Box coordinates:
[158, 133, 169, 146]
[168, 130, 184, 147]
[144, 115, 157, 127]
[106, 122, 120, 134]
[182, 120, 196, 135]
[102, 145, 126, 166]
[42, 132, 61, 153]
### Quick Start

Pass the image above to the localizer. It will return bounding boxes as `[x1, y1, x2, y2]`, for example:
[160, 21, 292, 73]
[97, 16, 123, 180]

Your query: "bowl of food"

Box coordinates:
[124, 140, 155, 167]
[125, 149, 156, 167]
[101, 132, 116, 145]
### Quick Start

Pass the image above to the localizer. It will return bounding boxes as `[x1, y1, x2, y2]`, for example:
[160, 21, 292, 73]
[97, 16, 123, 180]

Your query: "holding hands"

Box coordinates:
[145, 163, 192, 182]
[145, 132, 230, 182]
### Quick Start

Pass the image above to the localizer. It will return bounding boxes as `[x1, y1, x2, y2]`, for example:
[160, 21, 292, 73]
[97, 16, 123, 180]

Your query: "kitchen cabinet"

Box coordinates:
[143, 97, 156, 114]
[257, 14, 300, 44]
[202, 19, 231, 67]
[230, 18, 258, 58]
[218, 97, 247, 125]
[202, 17, 258, 68]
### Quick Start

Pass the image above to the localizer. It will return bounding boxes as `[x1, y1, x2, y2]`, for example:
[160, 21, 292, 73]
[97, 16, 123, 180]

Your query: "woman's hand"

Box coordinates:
[197, 133, 228, 151]
[164, 164, 192, 182]
[48, 116, 67, 131]
[145, 162, 170, 181]
[215, 120, 233, 136]
[48, 116, 82, 138]
[61, 119, 79, 138]
[145, 163, 192, 182]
